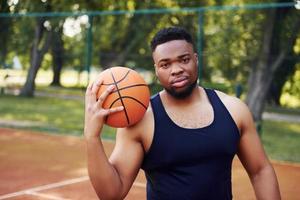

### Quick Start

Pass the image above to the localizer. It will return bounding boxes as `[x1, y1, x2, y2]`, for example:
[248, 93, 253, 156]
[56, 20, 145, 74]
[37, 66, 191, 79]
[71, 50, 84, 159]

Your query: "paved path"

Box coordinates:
[263, 112, 300, 123]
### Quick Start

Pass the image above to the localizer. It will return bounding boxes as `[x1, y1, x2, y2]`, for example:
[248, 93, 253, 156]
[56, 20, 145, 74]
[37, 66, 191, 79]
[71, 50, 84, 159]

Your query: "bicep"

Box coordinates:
[237, 105, 270, 176]
[109, 128, 144, 198]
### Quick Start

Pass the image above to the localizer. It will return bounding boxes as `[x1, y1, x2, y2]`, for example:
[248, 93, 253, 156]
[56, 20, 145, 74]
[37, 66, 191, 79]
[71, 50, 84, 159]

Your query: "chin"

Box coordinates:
[166, 80, 198, 99]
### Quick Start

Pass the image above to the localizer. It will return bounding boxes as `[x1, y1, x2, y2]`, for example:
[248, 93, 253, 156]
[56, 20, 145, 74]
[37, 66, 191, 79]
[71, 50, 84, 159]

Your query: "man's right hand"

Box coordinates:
[84, 78, 124, 140]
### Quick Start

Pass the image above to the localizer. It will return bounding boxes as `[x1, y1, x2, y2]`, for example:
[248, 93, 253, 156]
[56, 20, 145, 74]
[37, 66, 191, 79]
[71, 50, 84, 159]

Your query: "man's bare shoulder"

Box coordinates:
[116, 103, 154, 147]
[214, 90, 247, 110]
[214, 89, 253, 131]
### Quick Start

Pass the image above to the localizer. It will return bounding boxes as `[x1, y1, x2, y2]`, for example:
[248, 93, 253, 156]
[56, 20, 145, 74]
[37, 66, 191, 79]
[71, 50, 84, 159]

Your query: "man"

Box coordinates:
[84, 27, 281, 200]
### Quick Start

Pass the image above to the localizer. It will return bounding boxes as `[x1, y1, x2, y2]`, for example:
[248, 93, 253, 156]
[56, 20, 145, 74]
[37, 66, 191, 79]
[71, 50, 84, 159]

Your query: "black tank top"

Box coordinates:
[141, 88, 240, 200]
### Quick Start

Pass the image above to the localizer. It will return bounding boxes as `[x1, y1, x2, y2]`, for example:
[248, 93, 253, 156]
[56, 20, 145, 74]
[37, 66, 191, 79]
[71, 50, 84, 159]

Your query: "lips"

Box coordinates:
[171, 77, 188, 88]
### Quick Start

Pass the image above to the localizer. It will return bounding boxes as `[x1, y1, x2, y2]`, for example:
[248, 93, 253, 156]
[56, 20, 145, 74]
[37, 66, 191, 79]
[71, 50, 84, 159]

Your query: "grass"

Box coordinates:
[0, 85, 300, 163]
[262, 120, 300, 163]
[0, 94, 117, 139]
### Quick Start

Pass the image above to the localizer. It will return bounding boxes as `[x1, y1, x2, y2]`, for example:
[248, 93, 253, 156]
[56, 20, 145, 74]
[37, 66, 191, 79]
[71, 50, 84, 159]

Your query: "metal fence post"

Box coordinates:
[85, 15, 93, 85]
[197, 11, 204, 85]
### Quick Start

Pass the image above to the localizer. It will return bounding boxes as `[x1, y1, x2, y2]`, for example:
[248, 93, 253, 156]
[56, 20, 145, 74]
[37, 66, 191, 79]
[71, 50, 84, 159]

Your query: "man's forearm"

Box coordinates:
[86, 138, 123, 200]
[250, 164, 281, 200]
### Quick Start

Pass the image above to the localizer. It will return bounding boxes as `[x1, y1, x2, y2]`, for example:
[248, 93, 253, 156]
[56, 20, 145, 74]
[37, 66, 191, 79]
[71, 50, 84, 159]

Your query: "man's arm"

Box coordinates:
[236, 100, 281, 200]
[84, 79, 144, 200]
[85, 127, 144, 200]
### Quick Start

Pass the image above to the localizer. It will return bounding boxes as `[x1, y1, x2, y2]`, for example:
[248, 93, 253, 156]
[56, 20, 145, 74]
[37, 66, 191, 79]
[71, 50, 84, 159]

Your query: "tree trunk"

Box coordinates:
[266, 58, 297, 105]
[19, 17, 52, 97]
[0, 0, 10, 66]
[246, 9, 276, 122]
[51, 27, 64, 86]
[246, 7, 300, 123]
[246, 52, 285, 122]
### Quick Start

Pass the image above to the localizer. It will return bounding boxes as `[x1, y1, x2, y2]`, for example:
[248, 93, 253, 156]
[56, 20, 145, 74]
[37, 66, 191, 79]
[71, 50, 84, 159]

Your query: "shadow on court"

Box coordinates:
[0, 128, 299, 200]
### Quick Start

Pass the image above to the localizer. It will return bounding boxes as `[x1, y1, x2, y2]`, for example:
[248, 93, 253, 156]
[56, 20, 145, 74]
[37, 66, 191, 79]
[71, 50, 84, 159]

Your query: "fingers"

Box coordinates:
[91, 78, 104, 96]
[85, 82, 94, 104]
[97, 85, 115, 106]
[85, 82, 93, 95]
[85, 76, 121, 118]
[85, 78, 105, 104]
[102, 105, 124, 116]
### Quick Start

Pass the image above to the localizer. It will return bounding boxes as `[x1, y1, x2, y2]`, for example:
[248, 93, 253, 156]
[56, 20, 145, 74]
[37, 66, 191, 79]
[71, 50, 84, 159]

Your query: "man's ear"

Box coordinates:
[153, 64, 160, 84]
[154, 64, 158, 76]
[194, 53, 199, 65]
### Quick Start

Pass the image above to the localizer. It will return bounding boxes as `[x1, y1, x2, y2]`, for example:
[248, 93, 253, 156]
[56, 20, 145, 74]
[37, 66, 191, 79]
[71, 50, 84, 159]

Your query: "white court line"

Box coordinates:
[25, 191, 70, 200]
[0, 175, 146, 200]
[0, 176, 89, 200]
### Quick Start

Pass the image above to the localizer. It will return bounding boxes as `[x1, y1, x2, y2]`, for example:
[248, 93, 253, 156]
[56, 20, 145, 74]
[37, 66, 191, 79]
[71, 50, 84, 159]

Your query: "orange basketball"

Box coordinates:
[97, 66, 150, 128]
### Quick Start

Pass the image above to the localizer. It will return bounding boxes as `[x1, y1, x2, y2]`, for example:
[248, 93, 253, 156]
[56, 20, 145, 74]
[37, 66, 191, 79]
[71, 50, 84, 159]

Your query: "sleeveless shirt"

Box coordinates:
[141, 88, 240, 200]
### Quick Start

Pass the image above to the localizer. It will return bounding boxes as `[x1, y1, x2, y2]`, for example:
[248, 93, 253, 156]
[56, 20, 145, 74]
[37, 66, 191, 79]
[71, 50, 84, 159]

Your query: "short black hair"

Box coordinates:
[150, 27, 194, 52]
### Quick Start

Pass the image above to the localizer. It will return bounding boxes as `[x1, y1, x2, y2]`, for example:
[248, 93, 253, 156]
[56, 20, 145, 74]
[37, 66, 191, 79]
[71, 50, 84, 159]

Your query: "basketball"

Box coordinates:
[96, 66, 150, 128]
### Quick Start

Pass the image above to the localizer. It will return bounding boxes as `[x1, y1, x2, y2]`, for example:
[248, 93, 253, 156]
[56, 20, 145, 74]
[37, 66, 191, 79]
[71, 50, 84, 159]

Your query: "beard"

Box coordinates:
[165, 78, 198, 99]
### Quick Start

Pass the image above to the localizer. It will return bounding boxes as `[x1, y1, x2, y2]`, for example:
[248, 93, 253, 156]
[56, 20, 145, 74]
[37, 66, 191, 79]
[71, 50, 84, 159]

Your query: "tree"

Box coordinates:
[0, 0, 11, 68]
[246, 4, 300, 123]
[266, 57, 297, 105]
[50, 21, 64, 86]
[20, 2, 52, 96]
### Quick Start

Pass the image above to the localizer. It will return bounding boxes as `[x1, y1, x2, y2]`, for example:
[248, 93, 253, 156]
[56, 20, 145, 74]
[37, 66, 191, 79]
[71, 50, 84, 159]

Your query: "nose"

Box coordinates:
[170, 63, 183, 76]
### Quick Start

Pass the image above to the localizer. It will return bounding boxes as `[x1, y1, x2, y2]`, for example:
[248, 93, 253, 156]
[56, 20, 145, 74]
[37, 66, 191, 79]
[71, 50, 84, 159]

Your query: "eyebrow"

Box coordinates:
[178, 53, 190, 59]
[158, 53, 190, 63]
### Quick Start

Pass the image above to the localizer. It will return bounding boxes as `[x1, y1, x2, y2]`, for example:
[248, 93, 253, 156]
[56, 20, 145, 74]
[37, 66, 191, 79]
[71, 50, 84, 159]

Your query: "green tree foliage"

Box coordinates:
[246, 1, 300, 122]
[0, 0, 11, 67]
[0, 0, 299, 113]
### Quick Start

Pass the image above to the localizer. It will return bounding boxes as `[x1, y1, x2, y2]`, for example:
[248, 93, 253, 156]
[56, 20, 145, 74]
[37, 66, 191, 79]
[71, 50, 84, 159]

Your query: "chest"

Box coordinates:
[166, 102, 214, 129]
[142, 120, 240, 171]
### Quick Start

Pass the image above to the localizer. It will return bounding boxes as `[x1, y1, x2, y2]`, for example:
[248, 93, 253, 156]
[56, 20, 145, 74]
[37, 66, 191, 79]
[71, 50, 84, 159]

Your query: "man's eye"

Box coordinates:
[181, 58, 190, 63]
[161, 63, 170, 68]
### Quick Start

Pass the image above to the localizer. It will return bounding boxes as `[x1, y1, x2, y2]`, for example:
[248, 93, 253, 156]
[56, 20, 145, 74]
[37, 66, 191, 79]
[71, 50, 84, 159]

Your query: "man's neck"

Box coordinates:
[161, 86, 203, 107]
